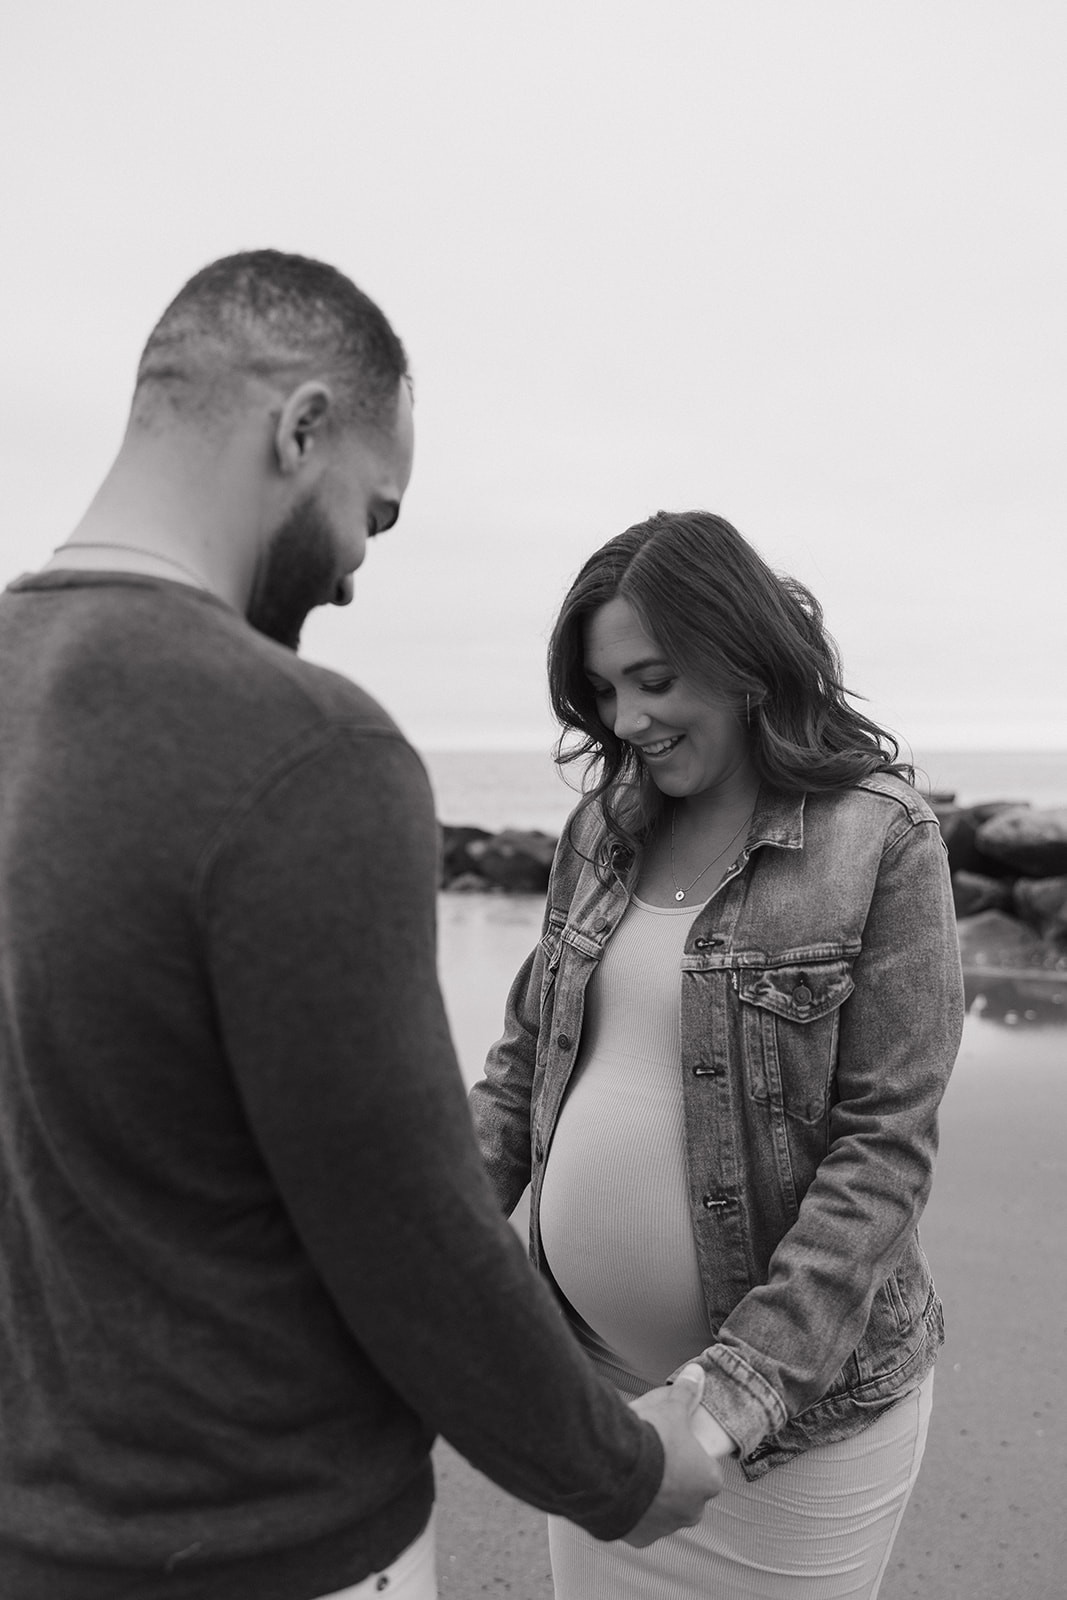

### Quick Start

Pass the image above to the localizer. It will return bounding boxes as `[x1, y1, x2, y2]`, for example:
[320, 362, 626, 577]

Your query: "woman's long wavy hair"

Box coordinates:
[549, 510, 913, 875]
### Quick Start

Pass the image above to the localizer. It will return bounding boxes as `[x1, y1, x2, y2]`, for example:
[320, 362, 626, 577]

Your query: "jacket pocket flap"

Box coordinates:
[737, 960, 854, 1023]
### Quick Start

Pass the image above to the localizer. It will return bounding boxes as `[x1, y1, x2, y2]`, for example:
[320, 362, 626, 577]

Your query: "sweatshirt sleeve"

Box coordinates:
[199, 723, 662, 1540]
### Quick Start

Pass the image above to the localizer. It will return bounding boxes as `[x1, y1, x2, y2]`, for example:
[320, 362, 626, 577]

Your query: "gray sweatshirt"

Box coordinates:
[0, 570, 661, 1599]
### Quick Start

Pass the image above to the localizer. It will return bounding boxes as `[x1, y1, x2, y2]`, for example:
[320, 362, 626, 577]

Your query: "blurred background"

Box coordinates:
[3, 0, 1064, 761]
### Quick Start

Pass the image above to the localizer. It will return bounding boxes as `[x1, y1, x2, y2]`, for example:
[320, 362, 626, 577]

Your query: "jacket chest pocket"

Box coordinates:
[736, 958, 855, 1123]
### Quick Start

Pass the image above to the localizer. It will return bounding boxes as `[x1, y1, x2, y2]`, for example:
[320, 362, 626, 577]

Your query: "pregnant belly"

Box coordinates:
[538, 1050, 712, 1387]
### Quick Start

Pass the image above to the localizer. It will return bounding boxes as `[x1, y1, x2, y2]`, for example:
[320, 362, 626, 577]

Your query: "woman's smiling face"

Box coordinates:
[583, 596, 754, 802]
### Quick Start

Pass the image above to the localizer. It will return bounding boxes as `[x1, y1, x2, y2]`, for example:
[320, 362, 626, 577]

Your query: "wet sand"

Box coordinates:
[434, 899, 1067, 1597]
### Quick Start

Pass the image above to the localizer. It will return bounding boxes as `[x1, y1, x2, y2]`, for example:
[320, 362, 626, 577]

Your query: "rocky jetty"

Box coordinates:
[440, 826, 558, 894]
[441, 802, 1067, 1001]
[932, 799, 1067, 974]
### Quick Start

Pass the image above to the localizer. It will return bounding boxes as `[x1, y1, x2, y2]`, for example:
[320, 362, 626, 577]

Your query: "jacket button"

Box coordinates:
[793, 983, 813, 1006]
[556, 1033, 572, 1051]
[592, 917, 609, 933]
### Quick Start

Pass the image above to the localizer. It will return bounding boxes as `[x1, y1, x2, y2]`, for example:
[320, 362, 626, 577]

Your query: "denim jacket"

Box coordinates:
[470, 774, 965, 1478]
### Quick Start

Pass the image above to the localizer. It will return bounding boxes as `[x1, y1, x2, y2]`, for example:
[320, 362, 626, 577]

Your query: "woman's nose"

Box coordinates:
[614, 703, 652, 741]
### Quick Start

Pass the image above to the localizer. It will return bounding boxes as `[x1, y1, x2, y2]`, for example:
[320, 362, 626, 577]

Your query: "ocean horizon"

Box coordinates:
[422, 747, 1067, 835]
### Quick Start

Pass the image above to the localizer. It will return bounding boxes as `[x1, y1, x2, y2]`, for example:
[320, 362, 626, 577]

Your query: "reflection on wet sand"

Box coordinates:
[964, 968, 1067, 1028]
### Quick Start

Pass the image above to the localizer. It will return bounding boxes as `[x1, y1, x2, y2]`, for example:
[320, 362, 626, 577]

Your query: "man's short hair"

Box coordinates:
[132, 250, 409, 433]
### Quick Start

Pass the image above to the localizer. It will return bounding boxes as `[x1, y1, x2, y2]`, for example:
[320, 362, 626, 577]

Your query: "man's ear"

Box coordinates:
[274, 380, 334, 475]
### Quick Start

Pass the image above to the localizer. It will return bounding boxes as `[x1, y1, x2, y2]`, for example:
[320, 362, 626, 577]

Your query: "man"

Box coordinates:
[0, 252, 720, 1599]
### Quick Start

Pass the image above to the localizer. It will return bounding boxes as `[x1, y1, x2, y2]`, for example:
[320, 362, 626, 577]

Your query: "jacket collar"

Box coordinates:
[747, 786, 806, 853]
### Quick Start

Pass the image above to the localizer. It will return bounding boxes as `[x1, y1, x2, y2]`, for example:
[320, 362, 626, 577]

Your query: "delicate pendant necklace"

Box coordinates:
[52, 541, 211, 591]
[669, 806, 754, 902]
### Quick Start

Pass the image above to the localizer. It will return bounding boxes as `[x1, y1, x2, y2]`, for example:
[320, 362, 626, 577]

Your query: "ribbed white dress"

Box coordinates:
[538, 895, 933, 1600]
[539, 894, 712, 1392]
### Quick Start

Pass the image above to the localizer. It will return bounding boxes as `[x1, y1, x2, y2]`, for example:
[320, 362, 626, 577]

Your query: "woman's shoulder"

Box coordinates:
[804, 771, 940, 839]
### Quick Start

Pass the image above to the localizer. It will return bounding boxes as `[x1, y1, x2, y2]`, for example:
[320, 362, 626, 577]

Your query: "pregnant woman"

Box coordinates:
[470, 510, 964, 1599]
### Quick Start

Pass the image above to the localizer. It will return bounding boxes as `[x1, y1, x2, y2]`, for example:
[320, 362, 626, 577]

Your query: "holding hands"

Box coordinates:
[622, 1364, 734, 1547]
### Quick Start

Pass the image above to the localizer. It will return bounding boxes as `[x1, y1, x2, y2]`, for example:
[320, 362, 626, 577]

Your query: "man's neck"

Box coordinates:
[46, 538, 215, 593]
[46, 439, 255, 609]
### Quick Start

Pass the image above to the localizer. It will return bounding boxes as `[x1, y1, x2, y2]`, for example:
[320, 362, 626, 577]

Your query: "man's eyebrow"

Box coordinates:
[372, 499, 400, 534]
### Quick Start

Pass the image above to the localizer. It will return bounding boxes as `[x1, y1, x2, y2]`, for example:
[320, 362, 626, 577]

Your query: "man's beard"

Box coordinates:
[246, 496, 339, 651]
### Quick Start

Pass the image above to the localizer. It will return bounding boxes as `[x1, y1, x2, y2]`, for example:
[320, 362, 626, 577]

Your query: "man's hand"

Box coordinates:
[622, 1364, 727, 1548]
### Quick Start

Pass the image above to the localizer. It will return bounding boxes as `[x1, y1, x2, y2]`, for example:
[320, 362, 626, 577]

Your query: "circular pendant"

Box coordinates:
[675, 890, 686, 902]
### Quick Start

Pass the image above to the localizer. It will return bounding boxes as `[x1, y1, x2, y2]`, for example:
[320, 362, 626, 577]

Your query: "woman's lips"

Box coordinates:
[638, 735, 684, 760]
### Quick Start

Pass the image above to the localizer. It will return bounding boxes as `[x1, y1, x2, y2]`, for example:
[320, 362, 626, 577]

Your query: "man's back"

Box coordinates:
[0, 569, 458, 1591]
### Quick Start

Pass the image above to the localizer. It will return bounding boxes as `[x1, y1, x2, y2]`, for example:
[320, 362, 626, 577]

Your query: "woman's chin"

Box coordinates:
[647, 769, 693, 797]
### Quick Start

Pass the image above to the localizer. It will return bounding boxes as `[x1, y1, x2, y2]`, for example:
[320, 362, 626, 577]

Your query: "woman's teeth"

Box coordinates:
[641, 736, 682, 758]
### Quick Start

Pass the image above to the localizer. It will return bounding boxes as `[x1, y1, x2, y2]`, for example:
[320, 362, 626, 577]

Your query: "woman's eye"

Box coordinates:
[641, 679, 675, 695]
[590, 684, 614, 700]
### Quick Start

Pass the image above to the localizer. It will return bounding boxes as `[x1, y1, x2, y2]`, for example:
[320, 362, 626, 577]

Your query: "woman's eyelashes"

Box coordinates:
[589, 678, 676, 700]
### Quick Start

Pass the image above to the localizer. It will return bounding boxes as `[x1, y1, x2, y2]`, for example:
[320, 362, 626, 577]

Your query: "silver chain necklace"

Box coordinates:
[52, 541, 211, 591]
[669, 806, 754, 902]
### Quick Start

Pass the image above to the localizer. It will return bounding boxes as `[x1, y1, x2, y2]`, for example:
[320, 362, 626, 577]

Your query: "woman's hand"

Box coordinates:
[687, 1400, 738, 1461]
[659, 1359, 739, 1461]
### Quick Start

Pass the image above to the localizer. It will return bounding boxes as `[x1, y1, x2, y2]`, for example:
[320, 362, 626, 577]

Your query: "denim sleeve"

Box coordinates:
[693, 816, 965, 1455]
[468, 903, 551, 1218]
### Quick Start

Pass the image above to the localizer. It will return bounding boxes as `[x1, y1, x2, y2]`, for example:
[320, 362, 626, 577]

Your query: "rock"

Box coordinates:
[446, 870, 498, 893]
[922, 790, 957, 810]
[936, 802, 1024, 877]
[467, 829, 557, 894]
[1012, 875, 1067, 944]
[951, 871, 1014, 918]
[975, 806, 1067, 878]
[956, 909, 1067, 973]
[439, 825, 494, 887]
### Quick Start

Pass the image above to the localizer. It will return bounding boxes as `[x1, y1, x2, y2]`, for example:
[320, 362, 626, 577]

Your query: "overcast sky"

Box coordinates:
[3, 1, 1063, 752]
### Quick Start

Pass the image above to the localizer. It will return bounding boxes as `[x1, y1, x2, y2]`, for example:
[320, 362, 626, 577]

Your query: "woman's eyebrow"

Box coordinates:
[620, 656, 671, 674]
[584, 656, 671, 681]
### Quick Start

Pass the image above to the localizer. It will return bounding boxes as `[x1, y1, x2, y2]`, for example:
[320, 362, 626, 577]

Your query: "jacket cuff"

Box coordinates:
[673, 1343, 788, 1458]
